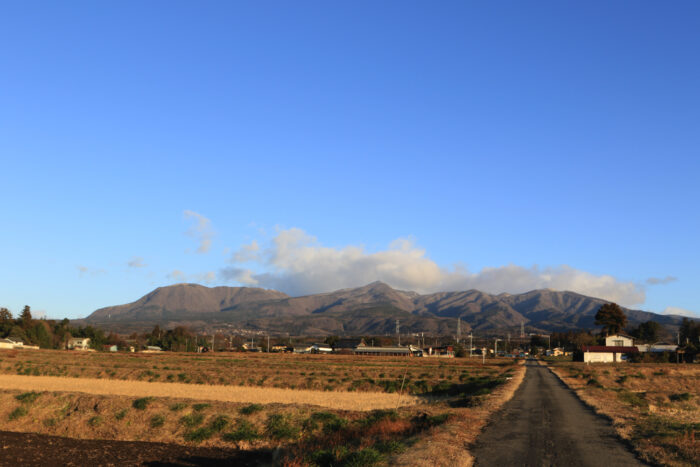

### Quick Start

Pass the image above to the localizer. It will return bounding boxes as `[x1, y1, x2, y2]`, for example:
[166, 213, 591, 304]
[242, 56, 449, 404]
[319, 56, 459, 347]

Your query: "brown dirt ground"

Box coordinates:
[0, 430, 272, 466]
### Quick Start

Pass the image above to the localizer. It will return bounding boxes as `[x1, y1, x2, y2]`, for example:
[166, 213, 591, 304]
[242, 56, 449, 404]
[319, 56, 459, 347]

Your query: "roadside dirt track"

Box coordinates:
[0, 430, 270, 466]
[472, 360, 646, 467]
[0, 374, 416, 411]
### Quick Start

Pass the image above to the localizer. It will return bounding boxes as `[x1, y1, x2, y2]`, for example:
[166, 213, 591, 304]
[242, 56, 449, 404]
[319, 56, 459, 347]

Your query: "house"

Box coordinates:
[546, 347, 566, 357]
[0, 338, 22, 349]
[636, 342, 679, 353]
[67, 337, 91, 350]
[354, 345, 422, 357]
[103, 344, 118, 352]
[333, 338, 366, 354]
[293, 344, 313, 354]
[311, 343, 333, 354]
[605, 334, 634, 347]
[142, 345, 163, 353]
[582, 345, 638, 363]
[242, 342, 262, 352]
[423, 345, 455, 358]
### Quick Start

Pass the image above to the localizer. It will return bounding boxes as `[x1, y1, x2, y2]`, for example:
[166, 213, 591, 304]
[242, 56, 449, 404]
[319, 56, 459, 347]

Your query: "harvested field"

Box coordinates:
[0, 374, 417, 411]
[0, 349, 524, 466]
[548, 361, 699, 467]
[0, 349, 507, 396]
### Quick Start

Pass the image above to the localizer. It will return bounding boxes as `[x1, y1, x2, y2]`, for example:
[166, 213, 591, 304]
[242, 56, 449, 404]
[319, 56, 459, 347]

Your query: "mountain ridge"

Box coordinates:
[84, 282, 694, 335]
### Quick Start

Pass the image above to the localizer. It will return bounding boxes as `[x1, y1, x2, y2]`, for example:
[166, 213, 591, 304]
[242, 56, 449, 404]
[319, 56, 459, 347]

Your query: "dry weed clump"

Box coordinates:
[548, 362, 699, 467]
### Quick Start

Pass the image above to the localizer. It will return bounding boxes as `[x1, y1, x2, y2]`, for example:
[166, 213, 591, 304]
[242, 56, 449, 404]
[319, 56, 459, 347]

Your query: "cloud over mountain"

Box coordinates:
[184, 210, 214, 253]
[221, 228, 646, 306]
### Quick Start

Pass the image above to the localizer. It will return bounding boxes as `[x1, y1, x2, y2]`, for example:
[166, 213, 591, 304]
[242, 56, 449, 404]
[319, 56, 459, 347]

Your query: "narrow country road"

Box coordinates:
[472, 360, 646, 467]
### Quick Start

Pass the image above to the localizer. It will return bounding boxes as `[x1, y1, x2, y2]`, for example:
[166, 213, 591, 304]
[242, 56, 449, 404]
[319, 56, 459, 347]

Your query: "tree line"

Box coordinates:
[0, 305, 118, 350]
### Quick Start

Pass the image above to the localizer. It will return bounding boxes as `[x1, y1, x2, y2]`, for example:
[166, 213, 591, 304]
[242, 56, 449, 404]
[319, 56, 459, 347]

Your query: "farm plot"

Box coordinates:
[0, 349, 523, 466]
[548, 362, 699, 467]
[0, 349, 510, 396]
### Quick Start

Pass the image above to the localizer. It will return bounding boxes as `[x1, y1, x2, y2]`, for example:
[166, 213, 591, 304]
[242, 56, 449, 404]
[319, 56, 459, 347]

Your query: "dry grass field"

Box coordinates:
[0, 349, 506, 395]
[0, 348, 524, 466]
[548, 362, 699, 467]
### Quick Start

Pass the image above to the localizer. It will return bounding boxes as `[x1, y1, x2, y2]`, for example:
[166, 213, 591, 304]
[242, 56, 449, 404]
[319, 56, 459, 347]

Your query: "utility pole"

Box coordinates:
[494, 338, 501, 358]
[396, 319, 400, 346]
[520, 322, 525, 338]
[457, 317, 461, 343]
[211, 334, 215, 353]
[267, 335, 270, 353]
[469, 333, 473, 358]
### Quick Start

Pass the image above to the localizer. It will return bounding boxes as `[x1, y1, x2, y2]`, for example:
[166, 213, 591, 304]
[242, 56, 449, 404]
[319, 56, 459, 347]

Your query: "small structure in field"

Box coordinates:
[67, 337, 91, 350]
[333, 338, 366, 354]
[311, 343, 333, 354]
[636, 342, 679, 353]
[423, 345, 454, 358]
[103, 344, 118, 352]
[142, 345, 163, 353]
[0, 338, 24, 349]
[354, 344, 422, 357]
[582, 345, 638, 363]
[293, 344, 313, 354]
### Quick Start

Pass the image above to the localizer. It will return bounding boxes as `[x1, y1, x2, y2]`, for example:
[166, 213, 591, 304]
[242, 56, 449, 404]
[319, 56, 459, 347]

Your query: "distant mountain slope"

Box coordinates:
[84, 281, 693, 335]
[88, 283, 288, 321]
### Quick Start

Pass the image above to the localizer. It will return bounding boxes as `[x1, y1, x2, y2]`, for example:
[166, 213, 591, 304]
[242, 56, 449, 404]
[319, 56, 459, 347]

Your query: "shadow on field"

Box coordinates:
[145, 450, 272, 467]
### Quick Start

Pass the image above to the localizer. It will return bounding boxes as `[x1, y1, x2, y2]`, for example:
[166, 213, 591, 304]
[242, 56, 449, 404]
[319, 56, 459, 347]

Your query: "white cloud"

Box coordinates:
[195, 271, 217, 284]
[167, 269, 186, 282]
[646, 276, 677, 285]
[127, 256, 147, 268]
[231, 240, 260, 263]
[220, 228, 646, 306]
[184, 210, 214, 253]
[661, 306, 698, 318]
[76, 265, 105, 277]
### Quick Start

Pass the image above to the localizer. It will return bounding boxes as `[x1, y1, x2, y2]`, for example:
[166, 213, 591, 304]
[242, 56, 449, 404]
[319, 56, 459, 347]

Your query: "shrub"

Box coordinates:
[669, 393, 693, 402]
[374, 440, 405, 454]
[15, 392, 41, 404]
[115, 409, 128, 420]
[359, 410, 398, 427]
[8, 406, 28, 421]
[169, 403, 187, 412]
[150, 414, 166, 428]
[265, 414, 299, 440]
[209, 415, 230, 432]
[587, 378, 602, 388]
[43, 418, 57, 427]
[88, 416, 102, 427]
[239, 403, 263, 415]
[192, 403, 211, 412]
[132, 397, 154, 410]
[223, 419, 260, 442]
[180, 412, 205, 428]
[184, 427, 213, 442]
[344, 448, 382, 466]
[618, 391, 648, 408]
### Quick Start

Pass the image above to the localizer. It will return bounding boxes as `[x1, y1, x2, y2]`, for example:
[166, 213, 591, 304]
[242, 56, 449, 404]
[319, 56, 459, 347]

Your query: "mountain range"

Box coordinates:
[83, 282, 693, 336]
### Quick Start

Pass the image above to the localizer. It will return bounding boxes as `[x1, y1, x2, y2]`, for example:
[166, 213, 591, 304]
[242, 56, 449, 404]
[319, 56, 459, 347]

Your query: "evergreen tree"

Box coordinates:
[594, 303, 627, 336]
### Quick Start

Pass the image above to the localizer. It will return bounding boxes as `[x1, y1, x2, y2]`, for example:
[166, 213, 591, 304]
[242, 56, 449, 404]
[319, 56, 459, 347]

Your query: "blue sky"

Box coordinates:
[1, 1, 698, 319]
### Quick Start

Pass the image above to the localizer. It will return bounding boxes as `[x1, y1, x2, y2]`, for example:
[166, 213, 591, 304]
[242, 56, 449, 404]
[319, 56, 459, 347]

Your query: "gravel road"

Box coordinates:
[472, 360, 646, 467]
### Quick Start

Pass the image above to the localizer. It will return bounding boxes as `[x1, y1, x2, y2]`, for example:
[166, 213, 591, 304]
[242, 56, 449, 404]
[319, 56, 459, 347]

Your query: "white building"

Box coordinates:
[0, 338, 23, 349]
[605, 334, 634, 347]
[67, 337, 91, 350]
